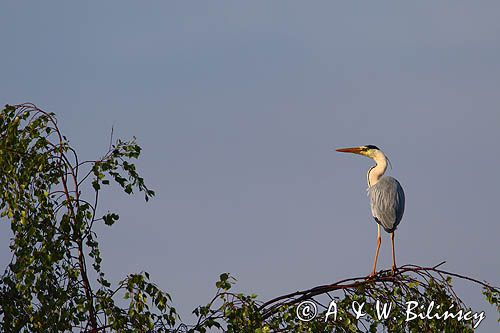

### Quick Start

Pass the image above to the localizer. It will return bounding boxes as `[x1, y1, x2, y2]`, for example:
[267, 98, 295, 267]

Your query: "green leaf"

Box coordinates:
[102, 213, 120, 226]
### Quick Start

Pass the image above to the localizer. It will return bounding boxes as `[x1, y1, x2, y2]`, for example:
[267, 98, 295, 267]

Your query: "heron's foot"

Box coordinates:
[391, 265, 398, 275]
[367, 270, 377, 279]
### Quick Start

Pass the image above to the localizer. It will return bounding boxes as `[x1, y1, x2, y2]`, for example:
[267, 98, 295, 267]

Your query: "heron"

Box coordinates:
[336, 145, 405, 277]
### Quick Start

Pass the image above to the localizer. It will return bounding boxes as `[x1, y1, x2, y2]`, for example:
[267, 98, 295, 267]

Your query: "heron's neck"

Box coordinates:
[367, 152, 388, 187]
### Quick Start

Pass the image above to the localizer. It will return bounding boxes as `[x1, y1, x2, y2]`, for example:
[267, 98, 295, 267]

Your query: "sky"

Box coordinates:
[1, 1, 499, 331]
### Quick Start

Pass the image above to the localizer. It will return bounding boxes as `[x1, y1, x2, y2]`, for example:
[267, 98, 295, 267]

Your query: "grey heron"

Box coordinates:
[336, 145, 405, 277]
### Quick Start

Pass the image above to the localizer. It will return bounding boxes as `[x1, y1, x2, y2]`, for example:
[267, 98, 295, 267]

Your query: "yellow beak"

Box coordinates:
[336, 147, 364, 155]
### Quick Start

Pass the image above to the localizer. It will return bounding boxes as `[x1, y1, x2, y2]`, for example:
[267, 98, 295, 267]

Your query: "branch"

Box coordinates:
[259, 262, 499, 320]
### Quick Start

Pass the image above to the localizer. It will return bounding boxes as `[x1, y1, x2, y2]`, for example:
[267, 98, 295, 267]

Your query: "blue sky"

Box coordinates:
[1, 2, 499, 331]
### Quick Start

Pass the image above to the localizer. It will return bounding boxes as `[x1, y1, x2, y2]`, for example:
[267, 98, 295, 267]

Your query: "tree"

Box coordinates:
[0, 103, 498, 332]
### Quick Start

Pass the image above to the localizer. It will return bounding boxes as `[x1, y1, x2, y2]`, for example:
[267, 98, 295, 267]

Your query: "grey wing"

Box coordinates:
[368, 176, 405, 233]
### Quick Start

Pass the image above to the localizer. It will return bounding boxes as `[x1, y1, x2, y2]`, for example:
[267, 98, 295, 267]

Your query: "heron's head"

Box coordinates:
[336, 145, 381, 159]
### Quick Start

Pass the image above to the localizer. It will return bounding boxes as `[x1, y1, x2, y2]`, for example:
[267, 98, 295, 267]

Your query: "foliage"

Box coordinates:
[0, 104, 172, 332]
[185, 266, 499, 332]
[0, 104, 498, 332]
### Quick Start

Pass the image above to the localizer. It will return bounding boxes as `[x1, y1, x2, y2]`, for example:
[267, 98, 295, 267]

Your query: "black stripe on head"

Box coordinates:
[364, 145, 380, 150]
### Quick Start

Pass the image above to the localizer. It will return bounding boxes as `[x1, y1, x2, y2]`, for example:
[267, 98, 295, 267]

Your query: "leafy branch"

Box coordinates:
[177, 263, 499, 332]
[0, 103, 170, 332]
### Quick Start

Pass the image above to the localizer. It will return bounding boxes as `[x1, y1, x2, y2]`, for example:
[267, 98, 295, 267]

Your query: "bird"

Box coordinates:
[336, 145, 405, 277]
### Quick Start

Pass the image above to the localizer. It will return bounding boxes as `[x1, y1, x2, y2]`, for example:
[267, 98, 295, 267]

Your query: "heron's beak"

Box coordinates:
[336, 147, 364, 155]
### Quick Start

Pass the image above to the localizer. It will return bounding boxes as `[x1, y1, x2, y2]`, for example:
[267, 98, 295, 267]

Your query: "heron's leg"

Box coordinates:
[370, 224, 381, 277]
[391, 232, 397, 275]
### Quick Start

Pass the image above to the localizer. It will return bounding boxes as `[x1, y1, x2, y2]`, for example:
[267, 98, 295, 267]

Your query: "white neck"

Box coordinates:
[367, 151, 388, 187]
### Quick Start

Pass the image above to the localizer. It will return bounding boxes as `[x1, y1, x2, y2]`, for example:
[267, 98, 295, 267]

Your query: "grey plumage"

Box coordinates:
[368, 176, 405, 233]
[336, 145, 405, 275]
